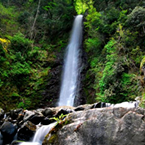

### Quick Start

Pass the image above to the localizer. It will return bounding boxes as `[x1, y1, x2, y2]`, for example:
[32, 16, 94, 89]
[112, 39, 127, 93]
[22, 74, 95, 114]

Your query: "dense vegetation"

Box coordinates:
[82, 0, 145, 107]
[0, 0, 145, 111]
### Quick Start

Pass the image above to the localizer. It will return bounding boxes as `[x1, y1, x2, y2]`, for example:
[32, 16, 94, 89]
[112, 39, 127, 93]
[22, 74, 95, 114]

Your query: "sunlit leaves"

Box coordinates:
[75, 0, 94, 14]
[0, 38, 10, 52]
[43, 2, 57, 11]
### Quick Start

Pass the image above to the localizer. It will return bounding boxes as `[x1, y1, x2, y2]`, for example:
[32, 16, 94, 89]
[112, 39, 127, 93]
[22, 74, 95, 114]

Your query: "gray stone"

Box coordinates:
[17, 121, 36, 141]
[43, 107, 145, 145]
[0, 121, 17, 144]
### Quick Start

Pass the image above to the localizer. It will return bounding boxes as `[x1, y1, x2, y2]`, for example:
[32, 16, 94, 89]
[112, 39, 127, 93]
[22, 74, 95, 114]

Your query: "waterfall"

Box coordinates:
[58, 15, 83, 106]
[20, 122, 56, 145]
[18, 15, 83, 145]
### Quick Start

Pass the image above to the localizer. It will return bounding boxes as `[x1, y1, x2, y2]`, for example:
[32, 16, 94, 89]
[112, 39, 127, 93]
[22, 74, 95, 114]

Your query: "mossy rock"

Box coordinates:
[48, 134, 58, 144]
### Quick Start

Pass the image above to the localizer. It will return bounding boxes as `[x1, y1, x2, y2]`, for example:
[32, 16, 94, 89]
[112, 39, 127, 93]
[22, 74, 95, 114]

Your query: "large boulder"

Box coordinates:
[43, 107, 145, 145]
[0, 121, 17, 144]
[41, 117, 55, 125]
[42, 108, 54, 118]
[9, 109, 23, 120]
[17, 121, 36, 141]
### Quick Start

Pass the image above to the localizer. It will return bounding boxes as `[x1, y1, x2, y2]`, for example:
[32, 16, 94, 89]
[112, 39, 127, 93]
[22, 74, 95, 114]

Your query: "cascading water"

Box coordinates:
[58, 15, 83, 106]
[20, 122, 56, 145]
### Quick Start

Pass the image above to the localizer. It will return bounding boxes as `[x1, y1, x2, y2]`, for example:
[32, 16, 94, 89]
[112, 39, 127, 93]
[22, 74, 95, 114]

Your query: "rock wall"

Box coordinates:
[40, 50, 64, 107]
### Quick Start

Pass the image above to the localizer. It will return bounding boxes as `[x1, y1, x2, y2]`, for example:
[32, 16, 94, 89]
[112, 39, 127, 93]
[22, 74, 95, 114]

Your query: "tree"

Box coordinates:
[30, 0, 41, 40]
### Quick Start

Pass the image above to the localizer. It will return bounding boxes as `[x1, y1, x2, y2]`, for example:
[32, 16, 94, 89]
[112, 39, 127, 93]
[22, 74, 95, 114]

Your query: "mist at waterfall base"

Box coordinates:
[58, 15, 83, 107]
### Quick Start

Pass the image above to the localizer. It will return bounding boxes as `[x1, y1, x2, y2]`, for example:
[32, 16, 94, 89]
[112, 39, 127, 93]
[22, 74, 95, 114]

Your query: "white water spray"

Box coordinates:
[20, 122, 56, 145]
[58, 15, 83, 106]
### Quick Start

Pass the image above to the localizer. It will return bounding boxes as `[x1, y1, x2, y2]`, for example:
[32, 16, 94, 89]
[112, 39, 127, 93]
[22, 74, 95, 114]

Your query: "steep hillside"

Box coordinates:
[82, 0, 145, 107]
[0, 0, 76, 110]
[0, 0, 145, 111]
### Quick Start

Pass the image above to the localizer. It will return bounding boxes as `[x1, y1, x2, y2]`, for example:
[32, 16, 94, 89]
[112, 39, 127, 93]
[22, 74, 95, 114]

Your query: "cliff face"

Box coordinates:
[43, 107, 145, 145]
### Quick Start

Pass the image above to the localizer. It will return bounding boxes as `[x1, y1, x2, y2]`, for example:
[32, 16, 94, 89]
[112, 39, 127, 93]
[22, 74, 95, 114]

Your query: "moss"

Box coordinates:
[140, 93, 145, 108]
[48, 134, 58, 144]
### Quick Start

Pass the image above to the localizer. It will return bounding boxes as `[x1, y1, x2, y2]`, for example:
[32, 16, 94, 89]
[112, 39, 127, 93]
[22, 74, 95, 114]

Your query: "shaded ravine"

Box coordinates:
[58, 15, 83, 106]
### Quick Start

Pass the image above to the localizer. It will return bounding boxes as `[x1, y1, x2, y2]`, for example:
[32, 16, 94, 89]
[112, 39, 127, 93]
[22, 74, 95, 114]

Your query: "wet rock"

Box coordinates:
[43, 107, 145, 145]
[23, 110, 35, 122]
[0, 132, 3, 145]
[76, 104, 92, 110]
[9, 109, 23, 120]
[0, 120, 3, 126]
[0, 121, 17, 144]
[41, 65, 62, 108]
[19, 110, 45, 125]
[41, 117, 55, 125]
[17, 121, 36, 141]
[0, 108, 4, 114]
[55, 108, 73, 118]
[74, 106, 85, 111]
[28, 115, 44, 125]
[42, 108, 54, 118]
[10, 110, 19, 120]
[91, 102, 107, 108]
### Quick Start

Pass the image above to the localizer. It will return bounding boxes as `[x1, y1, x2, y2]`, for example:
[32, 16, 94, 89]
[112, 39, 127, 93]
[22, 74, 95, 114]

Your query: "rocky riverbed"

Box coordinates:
[0, 101, 145, 145]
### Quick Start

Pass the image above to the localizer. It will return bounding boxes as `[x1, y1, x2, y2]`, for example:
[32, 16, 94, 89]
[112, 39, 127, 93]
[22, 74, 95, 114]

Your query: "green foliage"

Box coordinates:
[118, 9, 127, 24]
[0, 31, 52, 110]
[18, 11, 30, 25]
[17, 98, 31, 109]
[95, 36, 140, 103]
[75, 0, 93, 14]
[126, 6, 145, 32]
[86, 6, 143, 102]
[121, 73, 138, 100]
[0, 0, 145, 110]
[99, 40, 118, 98]
[38, 0, 75, 42]
[85, 37, 102, 54]
[50, 113, 67, 124]
[0, 1, 73, 111]
[10, 33, 33, 55]
[0, 3, 18, 36]
[140, 93, 145, 108]
[85, 6, 127, 36]
[43, 2, 57, 11]
[131, 46, 143, 66]
[84, 4, 143, 104]
[140, 56, 145, 70]
[84, 4, 101, 31]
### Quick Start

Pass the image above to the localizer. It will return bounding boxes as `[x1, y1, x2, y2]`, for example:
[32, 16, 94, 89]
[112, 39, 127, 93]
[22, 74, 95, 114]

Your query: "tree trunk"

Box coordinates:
[30, 0, 41, 40]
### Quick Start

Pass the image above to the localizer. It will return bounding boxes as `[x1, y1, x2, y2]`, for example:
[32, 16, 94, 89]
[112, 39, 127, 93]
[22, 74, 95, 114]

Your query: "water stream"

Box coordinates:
[20, 122, 56, 145]
[58, 15, 83, 106]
